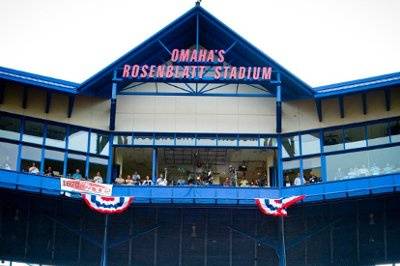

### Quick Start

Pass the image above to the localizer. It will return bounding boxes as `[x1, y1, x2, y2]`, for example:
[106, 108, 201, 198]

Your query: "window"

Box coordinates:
[283, 160, 300, 186]
[155, 134, 174, 146]
[301, 131, 321, 155]
[325, 146, 400, 181]
[260, 136, 277, 147]
[368, 122, 390, 146]
[22, 120, 44, 144]
[218, 135, 237, 147]
[303, 157, 322, 184]
[238, 136, 258, 147]
[89, 157, 108, 180]
[176, 135, 195, 146]
[196, 135, 217, 146]
[21, 145, 42, 173]
[67, 153, 86, 178]
[0, 115, 20, 140]
[68, 127, 89, 152]
[44, 149, 64, 177]
[323, 129, 343, 152]
[282, 135, 300, 158]
[344, 126, 366, 149]
[46, 124, 66, 148]
[113, 134, 132, 145]
[133, 134, 153, 145]
[0, 141, 18, 170]
[389, 120, 400, 143]
[90, 132, 109, 155]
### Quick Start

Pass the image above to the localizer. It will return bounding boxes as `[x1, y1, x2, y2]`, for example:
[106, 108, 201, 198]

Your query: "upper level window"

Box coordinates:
[46, 124, 66, 148]
[155, 134, 174, 146]
[21, 145, 42, 173]
[238, 136, 258, 147]
[301, 132, 321, 155]
[133, 134, 153, 145]
[0, 115, 20, 140]
[176, 135, 195, 146]
[344, 126, 366, 149]
[22, 121, 44, 144]
[367, 122, 390, 146]
[90, 132, 109, 155]
[323, 129, 343, 152]
[113, 134, 132, 145]
[218, 135, 237, 147]
[389, 119, 400, 143]
[197, 135, 217, 146]
[0, 141, 18, 170]
[260, 136, 277, 147]
[68, 127, 89, 152]
[282, 135, 300, 158]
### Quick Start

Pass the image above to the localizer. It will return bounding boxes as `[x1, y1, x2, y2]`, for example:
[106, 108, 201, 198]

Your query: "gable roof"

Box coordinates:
[77, 5, 314, 100]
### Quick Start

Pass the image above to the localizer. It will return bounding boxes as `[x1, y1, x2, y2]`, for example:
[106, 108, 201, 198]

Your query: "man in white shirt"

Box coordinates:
[28, 162, 39, 174]
[92, 172, 103, 183]
[157, 174, 168, 186]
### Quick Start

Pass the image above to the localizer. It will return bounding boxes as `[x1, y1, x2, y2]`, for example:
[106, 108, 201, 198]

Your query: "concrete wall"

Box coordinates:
[0, 83, 110, 130]
[2, 82, 399, 134]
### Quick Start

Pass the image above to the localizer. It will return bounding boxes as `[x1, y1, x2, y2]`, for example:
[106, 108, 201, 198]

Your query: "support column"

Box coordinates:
[278, 217, 287, 266]
[276, 72, 282, 133]
[109, 82, 117, 131]
[152, 148, 158, 183]
[106, 133, 114, 184]
[100, 214, 110, 266]
[277, 136, 284, 188]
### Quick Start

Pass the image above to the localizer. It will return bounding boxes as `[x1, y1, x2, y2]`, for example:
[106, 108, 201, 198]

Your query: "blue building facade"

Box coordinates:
[0, 3, 399, 266]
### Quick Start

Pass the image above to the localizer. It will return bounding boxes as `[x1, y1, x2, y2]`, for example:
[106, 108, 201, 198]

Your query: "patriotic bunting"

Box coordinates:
[255, 195, 305, 217]
[82, 194, 133, 214]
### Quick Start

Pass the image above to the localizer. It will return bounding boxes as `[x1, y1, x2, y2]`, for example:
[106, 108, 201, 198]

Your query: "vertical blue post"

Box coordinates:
[279, 217, 287, 266]
[277, 136, 284, 188]
[152, 148, 158, 184]
[276, 72, 282, 133]
[16, 118, 24, 172]
[40, 124, 47, 174]
[100, 214, 109, 266]
[109, 70, 118, 131]
[63, 126, 69, 177]
[106, 133, 114, 184]
[85, 130, 91, 179]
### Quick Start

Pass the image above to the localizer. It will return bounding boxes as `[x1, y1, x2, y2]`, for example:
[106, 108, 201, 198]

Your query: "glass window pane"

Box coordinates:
[301, 132, 321, 155]
[21, 145, 42, 173]
[389, 119, 400, 143]
[22, 121, 44, 144]
[218, 135, 237, 147]
[133, 134, 153, 145]
[68, 128, 89, 152]
[260, 136, 277, 147]
[0, 115, 20, 140]
[176, 135, 195, 146]
[367, 123, 389, 146]
[0, 141, 18, 170]
[196, 135, 217, 146]
[44, 149, 64, 177]
[303, 157, 322, 184]
[89, 157, 107, 181]
[324, 147, 400, 181]
[155, 135, 174, 146]
[367, 122, 390, 146]
[46, 124, 66, 148]
[90, 132, 109, 155]
[67, 153, 86, 179]
[282, 135, 300, 158]
[238, 136, 258, 147]
[323, 129, 343, 152]
[113, 134, 132, 145]
[344, 126, 366, 149]
[283, 160, 300, 186]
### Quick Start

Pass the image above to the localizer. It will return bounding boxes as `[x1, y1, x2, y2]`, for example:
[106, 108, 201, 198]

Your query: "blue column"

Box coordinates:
[276, 72, 282, 133]
[278, 217, 287, 266]
[109, 75, 117, 131]
[106, 133, 114, 184]
[277, 136, 284, 188]
[100, 214, 109, 266]
[152, 148, 158, 183]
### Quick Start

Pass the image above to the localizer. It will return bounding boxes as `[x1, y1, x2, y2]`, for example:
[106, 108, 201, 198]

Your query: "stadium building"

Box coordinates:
[0, 3, 399, 266]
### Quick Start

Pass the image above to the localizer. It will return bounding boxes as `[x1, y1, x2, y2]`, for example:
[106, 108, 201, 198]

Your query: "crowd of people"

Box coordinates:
[333, 163, 400, 181]
[26, 162, 104, 184]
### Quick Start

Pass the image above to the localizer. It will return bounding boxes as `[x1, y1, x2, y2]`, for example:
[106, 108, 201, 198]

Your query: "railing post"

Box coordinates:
[152, 148, 158, 183]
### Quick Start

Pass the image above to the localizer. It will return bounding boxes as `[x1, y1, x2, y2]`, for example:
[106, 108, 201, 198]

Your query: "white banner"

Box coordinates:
[60, 178, 113, 196]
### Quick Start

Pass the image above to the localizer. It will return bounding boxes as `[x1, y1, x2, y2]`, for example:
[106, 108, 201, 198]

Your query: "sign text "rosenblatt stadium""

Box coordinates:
[121, 49, 272, 81]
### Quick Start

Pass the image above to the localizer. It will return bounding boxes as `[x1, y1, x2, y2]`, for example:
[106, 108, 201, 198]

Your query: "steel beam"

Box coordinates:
[67, 95, 75, 118]
[276, 73, 282, 133]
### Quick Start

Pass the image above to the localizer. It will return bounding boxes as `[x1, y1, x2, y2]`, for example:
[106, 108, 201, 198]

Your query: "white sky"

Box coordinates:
[0, 0, 399, 87]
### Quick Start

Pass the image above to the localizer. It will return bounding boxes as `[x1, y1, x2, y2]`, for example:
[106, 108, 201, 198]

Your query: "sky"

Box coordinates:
[0, 0, 399, 87]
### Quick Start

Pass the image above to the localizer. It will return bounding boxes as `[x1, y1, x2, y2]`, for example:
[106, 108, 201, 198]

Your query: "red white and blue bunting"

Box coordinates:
[255, 195, 305, 217]
[82, 194, 133, 214]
